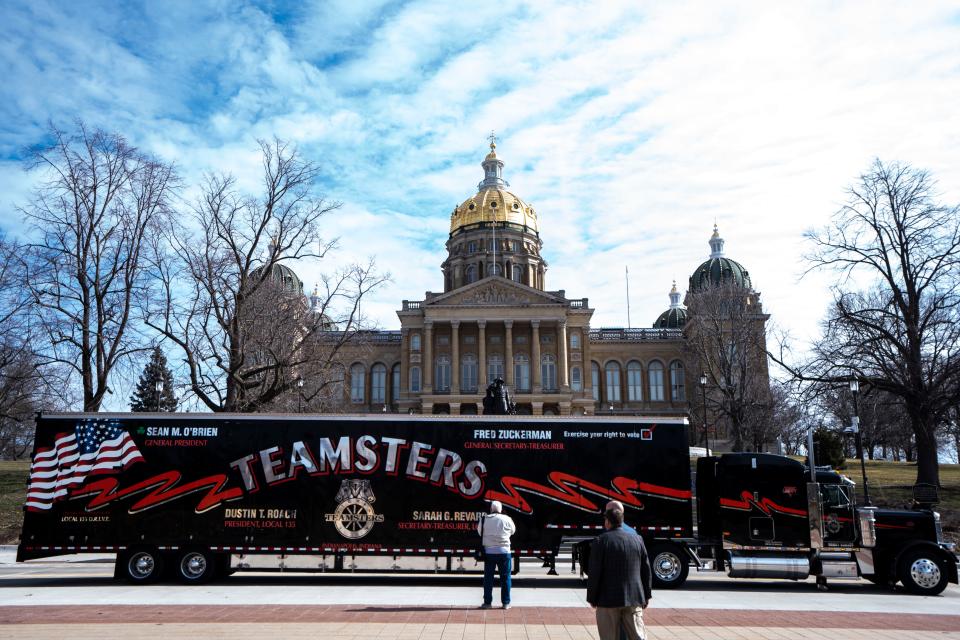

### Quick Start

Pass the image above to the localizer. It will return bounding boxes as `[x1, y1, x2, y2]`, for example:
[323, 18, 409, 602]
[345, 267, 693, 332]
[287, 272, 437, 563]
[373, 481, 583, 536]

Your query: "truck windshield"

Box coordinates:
[820, 484, 851, 508]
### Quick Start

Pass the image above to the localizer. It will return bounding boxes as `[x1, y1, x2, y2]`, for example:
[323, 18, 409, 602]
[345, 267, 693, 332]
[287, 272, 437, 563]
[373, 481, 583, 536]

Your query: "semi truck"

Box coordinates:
[18, 412, 959, 594]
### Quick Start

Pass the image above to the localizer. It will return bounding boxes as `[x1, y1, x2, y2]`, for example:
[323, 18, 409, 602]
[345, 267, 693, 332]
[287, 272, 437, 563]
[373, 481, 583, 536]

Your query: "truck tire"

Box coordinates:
[121, 548, 164, 584]
[896, 547, 949, 596]
[649, 543, 689, 589]
[176, 549, 217, 584]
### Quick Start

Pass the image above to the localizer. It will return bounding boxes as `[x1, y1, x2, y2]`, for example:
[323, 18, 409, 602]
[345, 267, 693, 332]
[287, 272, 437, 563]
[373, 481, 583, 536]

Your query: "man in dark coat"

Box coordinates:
[586, 507, 653, 640]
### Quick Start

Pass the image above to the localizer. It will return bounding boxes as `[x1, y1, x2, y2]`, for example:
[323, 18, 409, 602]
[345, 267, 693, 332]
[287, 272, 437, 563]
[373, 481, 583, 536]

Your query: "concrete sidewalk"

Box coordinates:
[2, 605, 959, 639]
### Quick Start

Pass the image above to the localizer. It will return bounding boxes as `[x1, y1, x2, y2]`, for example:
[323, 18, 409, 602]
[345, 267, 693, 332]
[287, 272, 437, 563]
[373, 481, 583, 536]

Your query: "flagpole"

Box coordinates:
[626, 265, 631, 329]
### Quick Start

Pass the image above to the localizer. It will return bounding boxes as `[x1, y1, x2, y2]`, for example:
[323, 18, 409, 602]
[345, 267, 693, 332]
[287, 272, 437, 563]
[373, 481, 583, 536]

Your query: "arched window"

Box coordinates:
[512, 264, 523, 282]
[371, 364, 386, 404]
[435, 355, 451, 392]
[649, 361, 665, 401]
[670, 361, 685, 401]
[514, 353, 530, 392]
[465, 264, 477, 284]
[570, 332, 580, 350]
[487, 354, 504, 384]
[490, 262, 502, 276]
[391, 363, 401, 404]
[350, 363, 365, 404]
[461, 354, 478, 393]
[571, 366, 582, 391]
[409, 366, 421, 392]
[591, 362, 600, 401]
[627, 361, 643, 401]
[541, 354, 557, 391]
[604, 362, 621, 402]
[410, 333, 421, 351]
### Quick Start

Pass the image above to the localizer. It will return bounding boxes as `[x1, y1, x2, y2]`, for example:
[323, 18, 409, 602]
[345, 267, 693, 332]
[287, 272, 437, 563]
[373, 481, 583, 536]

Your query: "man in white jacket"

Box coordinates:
[478, 500, 516, 609]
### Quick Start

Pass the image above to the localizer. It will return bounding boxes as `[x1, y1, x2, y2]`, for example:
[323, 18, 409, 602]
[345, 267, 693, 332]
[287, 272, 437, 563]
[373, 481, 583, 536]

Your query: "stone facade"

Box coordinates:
[323, 141, 744, 419]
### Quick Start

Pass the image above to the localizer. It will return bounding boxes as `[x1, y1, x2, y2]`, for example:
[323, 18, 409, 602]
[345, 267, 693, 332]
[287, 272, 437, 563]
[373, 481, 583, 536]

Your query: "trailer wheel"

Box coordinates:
[121, 548, 164, 584]
[176, 549, 217, 584]
[649, 543, 689, 589]
[897, 548, 948, 596]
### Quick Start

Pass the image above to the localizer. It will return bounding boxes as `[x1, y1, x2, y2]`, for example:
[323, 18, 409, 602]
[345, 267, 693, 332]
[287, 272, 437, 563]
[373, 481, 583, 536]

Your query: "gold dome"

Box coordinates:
[449, 188, 539, 234]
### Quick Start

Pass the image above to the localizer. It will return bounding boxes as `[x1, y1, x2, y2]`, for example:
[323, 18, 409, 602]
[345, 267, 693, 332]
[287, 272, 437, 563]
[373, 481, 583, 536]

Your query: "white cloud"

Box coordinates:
[1, 0, 959, 370]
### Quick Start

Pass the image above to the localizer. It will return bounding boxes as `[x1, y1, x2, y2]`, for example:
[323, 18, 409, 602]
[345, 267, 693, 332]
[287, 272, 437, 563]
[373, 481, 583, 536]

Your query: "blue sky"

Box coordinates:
[2, 0, 959, 364]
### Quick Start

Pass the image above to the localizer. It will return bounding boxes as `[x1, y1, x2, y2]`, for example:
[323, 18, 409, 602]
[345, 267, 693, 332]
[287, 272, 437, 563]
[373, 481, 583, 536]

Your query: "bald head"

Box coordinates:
[605, 500, 625, 513]
[489, 500, 503, 514]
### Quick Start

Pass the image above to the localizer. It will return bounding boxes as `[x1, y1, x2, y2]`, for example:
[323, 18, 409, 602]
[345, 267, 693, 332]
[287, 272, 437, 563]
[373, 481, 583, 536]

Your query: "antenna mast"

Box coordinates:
[488, 131, 498, 278]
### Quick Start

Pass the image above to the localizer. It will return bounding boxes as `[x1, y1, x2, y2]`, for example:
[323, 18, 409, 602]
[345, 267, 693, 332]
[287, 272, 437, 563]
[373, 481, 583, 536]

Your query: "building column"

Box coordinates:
[582, 324, 593, 399]
[558, 320, 569, 391]
[531, 320, 541, 393]
[477, 321, 487, 389]
[504, 321, 514, 387]
[451, 321, 460, 395]
[399, 328, 409, 400]
[423, 321, 433, 393]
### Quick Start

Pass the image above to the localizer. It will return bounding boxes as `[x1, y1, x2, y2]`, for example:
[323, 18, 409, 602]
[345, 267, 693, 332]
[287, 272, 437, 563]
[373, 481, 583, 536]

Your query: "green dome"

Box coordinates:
[252, 262, 304, 294]
[689, 256, 752, 292]
[653, 281, 687, 328]
[688, 224, 752, 292]
[654, 307, 687, 329]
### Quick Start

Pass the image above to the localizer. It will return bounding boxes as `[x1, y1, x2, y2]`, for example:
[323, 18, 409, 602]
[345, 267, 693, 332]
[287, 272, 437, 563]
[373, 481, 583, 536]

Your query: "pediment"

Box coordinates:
[426, 277, 563, 307]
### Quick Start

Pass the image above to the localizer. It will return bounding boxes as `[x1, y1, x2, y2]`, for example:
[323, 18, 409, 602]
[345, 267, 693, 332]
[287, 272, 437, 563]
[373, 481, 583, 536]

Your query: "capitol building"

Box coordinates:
[300, 141, 768, 421]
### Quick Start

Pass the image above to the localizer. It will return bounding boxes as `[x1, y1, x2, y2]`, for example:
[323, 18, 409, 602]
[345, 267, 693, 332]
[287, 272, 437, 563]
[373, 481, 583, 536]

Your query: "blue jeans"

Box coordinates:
[483, 552, 512, 605]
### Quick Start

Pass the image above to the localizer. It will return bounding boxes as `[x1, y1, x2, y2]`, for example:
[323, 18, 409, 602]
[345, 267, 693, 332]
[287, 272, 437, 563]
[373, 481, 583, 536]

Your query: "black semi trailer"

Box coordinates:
[19, 413, 693, 583]
[19, 413, 959, 594]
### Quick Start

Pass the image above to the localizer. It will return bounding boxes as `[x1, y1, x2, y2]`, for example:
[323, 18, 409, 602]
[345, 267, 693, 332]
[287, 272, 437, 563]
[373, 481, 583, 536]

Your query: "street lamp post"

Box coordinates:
[699, 373, 709, 454]
[155, 380, 163, 412]
[297, 378, 304, 413]
[849, 378, 872, 506]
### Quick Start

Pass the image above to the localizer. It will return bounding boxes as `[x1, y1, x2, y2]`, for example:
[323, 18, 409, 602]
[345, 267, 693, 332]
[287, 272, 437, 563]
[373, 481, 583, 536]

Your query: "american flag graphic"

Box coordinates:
[26, 419, 144, 511]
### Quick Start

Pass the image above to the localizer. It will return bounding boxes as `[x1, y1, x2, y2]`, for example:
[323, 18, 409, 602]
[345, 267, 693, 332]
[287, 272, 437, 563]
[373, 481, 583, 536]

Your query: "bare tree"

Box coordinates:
[942, 406, 960, 464]
[774, 159, 960, 486]
[685, 281, 771, 451]
[21, 123, 177, 411]
[764, 380, 806, 455]
[0, 233, 41, 457]
[146, 139, 387, 412]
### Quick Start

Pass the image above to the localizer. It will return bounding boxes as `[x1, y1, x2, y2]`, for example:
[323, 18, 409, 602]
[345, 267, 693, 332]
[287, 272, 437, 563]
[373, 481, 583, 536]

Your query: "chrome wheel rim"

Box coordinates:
[181, 553, 208, 580]
[910, 558, 941, 590]
[129, 552, 156, 579]
[654, 551, 681, 582]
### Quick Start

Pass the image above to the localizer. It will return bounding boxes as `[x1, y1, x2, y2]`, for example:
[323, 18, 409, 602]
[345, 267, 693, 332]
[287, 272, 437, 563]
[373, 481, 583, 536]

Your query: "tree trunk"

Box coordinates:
[912, 418, 941, 486]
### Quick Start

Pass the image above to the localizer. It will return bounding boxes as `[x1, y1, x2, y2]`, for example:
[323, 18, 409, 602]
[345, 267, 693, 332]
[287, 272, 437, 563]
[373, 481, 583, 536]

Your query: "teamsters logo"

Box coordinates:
[325, 479, 384, 539]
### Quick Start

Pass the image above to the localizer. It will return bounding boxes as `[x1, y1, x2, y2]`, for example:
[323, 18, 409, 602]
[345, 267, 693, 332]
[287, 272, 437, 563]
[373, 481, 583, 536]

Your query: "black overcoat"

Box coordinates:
[586, 527, 653, 608]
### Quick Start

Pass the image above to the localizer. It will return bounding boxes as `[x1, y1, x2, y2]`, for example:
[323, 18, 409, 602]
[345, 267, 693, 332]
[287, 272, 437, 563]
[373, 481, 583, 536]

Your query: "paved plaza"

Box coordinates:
[1, 550, 958, 639]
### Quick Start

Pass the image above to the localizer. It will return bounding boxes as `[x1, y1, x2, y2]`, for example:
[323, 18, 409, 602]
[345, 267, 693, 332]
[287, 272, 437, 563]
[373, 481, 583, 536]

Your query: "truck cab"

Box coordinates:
[695, 453, 958, 594]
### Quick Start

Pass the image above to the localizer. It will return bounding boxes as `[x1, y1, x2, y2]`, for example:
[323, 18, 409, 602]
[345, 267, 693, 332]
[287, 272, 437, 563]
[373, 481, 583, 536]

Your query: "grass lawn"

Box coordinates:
[847, 459, 960, 545]
[0, 461, 28, 546]
[0, 459, 957, 546]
